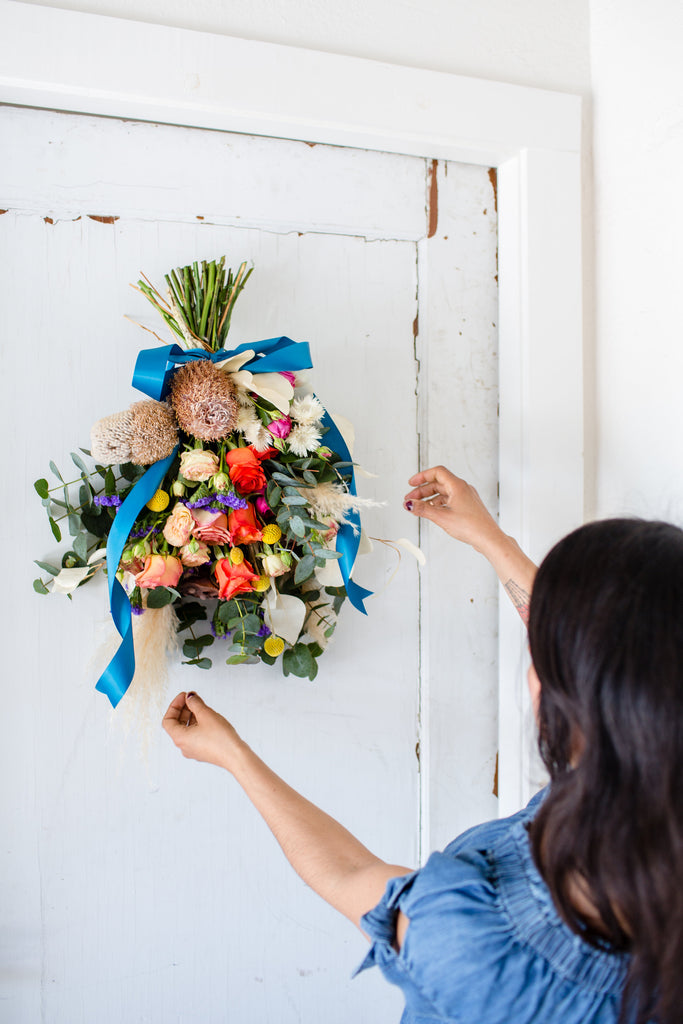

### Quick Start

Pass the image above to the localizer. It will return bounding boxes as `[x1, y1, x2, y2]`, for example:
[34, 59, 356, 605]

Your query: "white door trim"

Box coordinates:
[0, 1, 583, 814]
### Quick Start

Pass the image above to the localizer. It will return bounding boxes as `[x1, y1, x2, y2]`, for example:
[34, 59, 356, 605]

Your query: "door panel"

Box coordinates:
[0, 105, 497, 1023]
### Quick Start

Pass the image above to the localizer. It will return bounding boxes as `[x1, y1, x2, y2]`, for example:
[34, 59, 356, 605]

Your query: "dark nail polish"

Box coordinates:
[404, 500, 413, 511]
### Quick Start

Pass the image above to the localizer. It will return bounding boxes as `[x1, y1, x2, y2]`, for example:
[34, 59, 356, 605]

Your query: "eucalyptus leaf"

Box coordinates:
[33, 578, 50, 595]
[241, 613, 262, 635]
[34, 560, 60, 576]
[294, 554, 315, 585]
[282, 643, 315, 679]
[282, 494, 308, 506]
[183, 634, 214, 649]
[303, 471, 317, 485]
[289, 515, 305, 539]
[71, 452, 89, 476]
[34, 478, 49, 499]
[68, 514, 81, 537]
[226, 654, 255, 665]
[49, 517, 62, 542]
[184, 657, 212, 670]
[73, 533, 89, 562]
[146, 587, 174, 608]
[312, 548, 341, 560]
[49, 461, 63, 481]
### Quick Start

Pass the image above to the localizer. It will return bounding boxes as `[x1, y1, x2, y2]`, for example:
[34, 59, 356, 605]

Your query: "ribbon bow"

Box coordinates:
[96, 336, 371, 708]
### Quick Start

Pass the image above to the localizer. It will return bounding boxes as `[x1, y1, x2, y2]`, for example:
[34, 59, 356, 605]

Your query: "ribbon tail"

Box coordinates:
[95, 445, 179, 708]
[335, 511, 373, 616]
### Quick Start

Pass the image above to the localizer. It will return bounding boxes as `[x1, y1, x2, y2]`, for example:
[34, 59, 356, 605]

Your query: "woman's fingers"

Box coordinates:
[404, 481, 442, 502]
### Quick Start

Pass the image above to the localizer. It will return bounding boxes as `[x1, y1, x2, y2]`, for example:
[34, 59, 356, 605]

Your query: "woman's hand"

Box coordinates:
[162, 692, 246, 773]
[405, 465, 537, 623]
[404, 466, 502, 554]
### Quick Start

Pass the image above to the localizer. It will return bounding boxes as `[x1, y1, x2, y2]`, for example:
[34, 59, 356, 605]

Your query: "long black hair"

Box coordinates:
[527, 518, 683, 1024]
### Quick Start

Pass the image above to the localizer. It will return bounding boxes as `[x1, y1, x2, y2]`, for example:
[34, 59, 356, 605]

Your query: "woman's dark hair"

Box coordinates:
[528, 519, 683, 1024]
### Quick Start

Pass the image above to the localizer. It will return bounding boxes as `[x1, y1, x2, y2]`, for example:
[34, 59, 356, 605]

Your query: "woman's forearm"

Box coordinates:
[162, 692, 410, 928]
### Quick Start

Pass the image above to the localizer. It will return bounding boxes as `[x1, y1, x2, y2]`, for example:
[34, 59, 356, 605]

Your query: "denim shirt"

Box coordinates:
[354, 790, 634, 1024]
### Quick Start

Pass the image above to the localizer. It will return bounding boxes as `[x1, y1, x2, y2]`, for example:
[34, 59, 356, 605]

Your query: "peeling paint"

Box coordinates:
[412, 314, 419, 338]
[0, 209, 7, 215]
[44, 216, 54, 225]
[87, 215, 119, 224]
[196, 215, 204, 221]
[488, 168, 498, 213]
[303, 141, 317, 148]
[427, 159, 439, 238]
[415, 740, 421, 765]
[493, 751, 499, 798]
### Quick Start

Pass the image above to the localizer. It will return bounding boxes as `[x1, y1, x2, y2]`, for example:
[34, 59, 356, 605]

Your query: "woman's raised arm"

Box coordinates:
[404, 466, 536, 624]
[162, 692, 412, 933]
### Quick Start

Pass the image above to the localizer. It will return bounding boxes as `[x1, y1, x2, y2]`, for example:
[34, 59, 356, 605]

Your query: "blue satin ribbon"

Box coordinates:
[133, 336, 313, 402]
[319, 411, 372, 615]
[95, 446, 178, 707]
[96, 334, 370, 705]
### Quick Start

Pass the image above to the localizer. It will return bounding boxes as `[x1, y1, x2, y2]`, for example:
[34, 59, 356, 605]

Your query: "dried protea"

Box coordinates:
[91, 408, 135, 464]
[169, 360, 239, 441]
[128, 401, 179, 465]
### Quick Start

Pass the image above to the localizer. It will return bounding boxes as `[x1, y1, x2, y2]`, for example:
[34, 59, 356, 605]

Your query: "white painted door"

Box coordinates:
[1, 106, 498, 1024]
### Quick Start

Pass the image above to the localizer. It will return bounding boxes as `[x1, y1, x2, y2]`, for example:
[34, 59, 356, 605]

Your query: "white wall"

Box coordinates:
[590, 0, 683, 521]
[18, 0, 591, 94]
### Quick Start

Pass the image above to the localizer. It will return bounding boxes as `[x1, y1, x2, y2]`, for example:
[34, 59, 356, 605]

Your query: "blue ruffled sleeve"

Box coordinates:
[353, 795, 629, 1024]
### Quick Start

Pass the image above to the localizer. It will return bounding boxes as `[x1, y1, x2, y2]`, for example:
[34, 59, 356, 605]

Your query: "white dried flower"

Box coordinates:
[236, 406, 261, 435]
[304, 481, 382, 525]
[287, 423, 323, 456]
[290, 394, 324, 425]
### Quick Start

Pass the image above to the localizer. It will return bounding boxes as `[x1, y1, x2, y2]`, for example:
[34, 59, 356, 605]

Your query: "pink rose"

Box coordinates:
[179, 449, 220, 481]
[179, 540, 211, 567]
[268, 415, 292, 439]
[162, 503, 193, 547]
[134, 554, 183, 590]
[191, 508, 231, 544]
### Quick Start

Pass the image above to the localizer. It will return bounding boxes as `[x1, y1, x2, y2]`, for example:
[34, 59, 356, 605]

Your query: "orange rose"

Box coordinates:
[134, 554, 183, 590]
[215, 557, 259, 601]
[225, 446, 267, 493]
[228, 503, 263, 545]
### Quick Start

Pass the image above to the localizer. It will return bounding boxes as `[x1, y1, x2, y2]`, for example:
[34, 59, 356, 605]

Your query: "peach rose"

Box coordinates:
[162, 503, 194, 547]
[261, 553, 288, 577]
[225, 446, 267, 493]
[179, 540, 211, 567]
[215, 557, 260, 601]
[191, 509, 231, 544]
[179, 449, 220, 481]
[228, 503, 263, 545]
[134, 554, 183, 590]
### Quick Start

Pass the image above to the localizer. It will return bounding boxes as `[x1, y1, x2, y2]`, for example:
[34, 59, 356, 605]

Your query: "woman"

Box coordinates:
[163, 466, 683, 1023]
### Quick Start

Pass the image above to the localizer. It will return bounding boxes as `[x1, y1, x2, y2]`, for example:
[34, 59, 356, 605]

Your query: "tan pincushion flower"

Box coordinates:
[91, 408, 135, 463]
[129, 401, 179, 465]
[170, 360, 239, 441]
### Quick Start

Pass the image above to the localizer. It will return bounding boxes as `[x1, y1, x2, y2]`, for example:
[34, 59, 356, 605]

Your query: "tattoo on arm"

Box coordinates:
[504, 580, 531, 626]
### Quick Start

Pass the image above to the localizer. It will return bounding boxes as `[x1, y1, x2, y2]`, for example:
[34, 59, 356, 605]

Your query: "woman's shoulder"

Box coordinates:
[357, 788, 630, 1024]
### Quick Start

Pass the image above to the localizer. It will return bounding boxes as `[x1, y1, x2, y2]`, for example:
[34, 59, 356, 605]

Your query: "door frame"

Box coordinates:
[0, 1, 583, 814]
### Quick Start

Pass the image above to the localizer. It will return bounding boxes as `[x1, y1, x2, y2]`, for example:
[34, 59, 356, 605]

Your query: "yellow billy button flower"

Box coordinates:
[229, 547, 245, 565]
[261, 524, 282, 545]
[252, 576, 271, 592]
[263, 635, 285, 658]
[146, 489, 170, 512]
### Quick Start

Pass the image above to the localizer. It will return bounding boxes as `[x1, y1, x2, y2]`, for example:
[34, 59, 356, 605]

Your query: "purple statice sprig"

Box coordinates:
[94, 494, 123, 508]
[184, 492, 248, 512]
